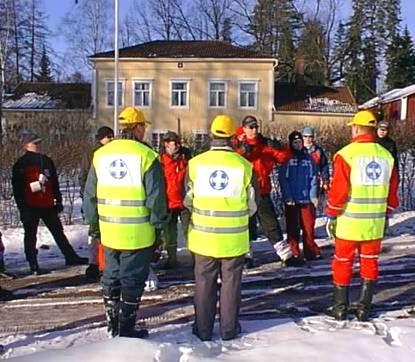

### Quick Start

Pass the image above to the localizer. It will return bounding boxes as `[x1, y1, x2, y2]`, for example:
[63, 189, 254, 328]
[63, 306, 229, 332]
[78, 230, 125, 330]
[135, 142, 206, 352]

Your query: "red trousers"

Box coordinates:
[285, 203, 320, 258]
[332, 238, 381, 286]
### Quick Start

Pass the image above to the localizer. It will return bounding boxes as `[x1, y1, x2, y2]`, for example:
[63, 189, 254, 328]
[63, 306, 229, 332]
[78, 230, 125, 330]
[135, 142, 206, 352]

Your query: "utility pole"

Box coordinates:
[114, 0, 119, 135]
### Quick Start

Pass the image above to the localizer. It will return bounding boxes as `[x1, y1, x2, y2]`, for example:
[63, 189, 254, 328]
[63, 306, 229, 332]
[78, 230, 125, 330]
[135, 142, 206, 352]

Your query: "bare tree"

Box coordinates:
[196, 0, 233, 40]
[61, 0, 112, 73]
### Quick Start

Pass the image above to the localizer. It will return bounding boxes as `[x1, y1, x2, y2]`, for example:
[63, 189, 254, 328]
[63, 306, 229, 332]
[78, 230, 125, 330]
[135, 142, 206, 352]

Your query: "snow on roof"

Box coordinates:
[360, 84, 415, 109]
[3, 92, 62, 109]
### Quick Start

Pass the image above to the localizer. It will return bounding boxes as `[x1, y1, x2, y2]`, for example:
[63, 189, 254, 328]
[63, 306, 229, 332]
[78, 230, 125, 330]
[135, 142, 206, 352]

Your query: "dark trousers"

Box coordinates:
[162, 208, 190, 256]
[102, 246, 152, 303]
[285, 203, 320, 258]
[22, 208, 77, 264]
[250, 194, 283, 244]
[193, 253, 244, 339]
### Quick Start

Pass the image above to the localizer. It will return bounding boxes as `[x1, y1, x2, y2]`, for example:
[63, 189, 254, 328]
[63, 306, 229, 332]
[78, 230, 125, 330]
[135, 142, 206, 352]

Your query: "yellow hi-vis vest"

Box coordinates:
[335, 142, 394, 241]
[93, 139, 157, 250]
[188, 150, 252, 258]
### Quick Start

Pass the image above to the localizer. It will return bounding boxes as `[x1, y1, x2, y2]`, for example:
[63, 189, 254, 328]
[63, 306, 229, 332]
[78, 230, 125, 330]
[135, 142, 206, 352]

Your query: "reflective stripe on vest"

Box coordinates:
[93, 139, 157, 250]
[335, 142, 393, 241]
[188, 150, 252, 258]
[97, 198, 146, 207]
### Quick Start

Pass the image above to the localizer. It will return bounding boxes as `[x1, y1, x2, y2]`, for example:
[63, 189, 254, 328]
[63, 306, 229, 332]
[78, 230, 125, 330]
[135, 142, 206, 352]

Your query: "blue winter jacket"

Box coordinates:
[278, 149, 318, 203]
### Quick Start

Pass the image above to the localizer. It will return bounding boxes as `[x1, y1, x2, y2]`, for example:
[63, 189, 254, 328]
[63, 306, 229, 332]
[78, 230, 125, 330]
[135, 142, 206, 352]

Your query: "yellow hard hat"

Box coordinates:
[210, 114, 236, 138]
[118, 107, 150, 125]
[348, 110, 377, 127]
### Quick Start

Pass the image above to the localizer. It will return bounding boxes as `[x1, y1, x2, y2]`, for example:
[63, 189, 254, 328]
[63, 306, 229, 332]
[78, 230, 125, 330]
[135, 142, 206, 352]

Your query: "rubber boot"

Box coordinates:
[327, 284, 349, 321]
[355, 280, 376, 322]
[119, 301, 148, 338]
[103, 291, 120, 337]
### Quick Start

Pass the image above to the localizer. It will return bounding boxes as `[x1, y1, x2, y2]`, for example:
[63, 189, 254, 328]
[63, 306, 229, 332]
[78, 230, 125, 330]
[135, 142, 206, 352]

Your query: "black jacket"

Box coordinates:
[376, 136, 398, 166]
[12, 151, 62, 210]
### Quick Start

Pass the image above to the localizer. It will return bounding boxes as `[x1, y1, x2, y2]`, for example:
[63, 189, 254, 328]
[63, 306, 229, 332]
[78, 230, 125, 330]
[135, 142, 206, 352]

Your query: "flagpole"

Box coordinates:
[113, 0, 119, 135]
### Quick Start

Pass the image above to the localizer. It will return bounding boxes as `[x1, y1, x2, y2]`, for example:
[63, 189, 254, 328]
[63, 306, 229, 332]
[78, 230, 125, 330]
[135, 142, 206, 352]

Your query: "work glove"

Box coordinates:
[239, 142, 253, 155]
[326, 217, 337, 239]
[144, 266, 159, 292]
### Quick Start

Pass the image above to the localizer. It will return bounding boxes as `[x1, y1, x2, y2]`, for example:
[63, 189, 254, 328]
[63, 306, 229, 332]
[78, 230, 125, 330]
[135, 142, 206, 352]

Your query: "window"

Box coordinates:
[171, 81, 188, 107]
[151, 130, 168, 152]
[239, 81, 257, 108]
[209, 81, 226, 108]
[106, 81, 123, 107]
[133, 81, 152, 107]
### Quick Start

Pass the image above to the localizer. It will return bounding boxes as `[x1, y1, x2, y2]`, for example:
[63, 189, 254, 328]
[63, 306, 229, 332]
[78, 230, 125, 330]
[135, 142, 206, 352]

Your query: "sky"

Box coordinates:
[44, 0, 415, 51]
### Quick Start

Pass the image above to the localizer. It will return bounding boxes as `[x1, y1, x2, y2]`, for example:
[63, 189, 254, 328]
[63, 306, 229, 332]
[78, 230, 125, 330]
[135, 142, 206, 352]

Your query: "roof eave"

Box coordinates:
[90, 57, 277, 63]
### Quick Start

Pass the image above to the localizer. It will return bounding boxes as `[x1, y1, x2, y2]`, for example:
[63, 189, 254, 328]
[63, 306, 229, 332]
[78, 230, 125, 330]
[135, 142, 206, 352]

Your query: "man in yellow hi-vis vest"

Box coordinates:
[185, 114, 257, 341]
[325, 110, 399, 321]
[83, 107, 168, 338]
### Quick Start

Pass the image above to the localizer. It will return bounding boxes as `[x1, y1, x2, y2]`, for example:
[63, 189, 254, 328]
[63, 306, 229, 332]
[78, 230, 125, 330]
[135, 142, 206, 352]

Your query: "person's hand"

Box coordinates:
[311, 198, 319, 208]
[239, 142, 252, 155]
[326, 217, 337, 239]
[286, 200, 295, 206]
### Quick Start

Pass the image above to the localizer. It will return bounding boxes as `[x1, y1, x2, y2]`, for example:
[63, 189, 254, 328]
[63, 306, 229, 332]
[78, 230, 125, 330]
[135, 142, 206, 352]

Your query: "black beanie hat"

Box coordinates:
[288, 130, 303, 145]
[95, 126, 114, 141]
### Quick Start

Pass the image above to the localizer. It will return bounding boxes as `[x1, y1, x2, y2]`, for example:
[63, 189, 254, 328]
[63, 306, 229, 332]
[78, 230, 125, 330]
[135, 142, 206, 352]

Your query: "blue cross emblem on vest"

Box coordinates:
[209, 170, 229, 190]
[109, 159, 128, 179]
[366, 161, 382, 180]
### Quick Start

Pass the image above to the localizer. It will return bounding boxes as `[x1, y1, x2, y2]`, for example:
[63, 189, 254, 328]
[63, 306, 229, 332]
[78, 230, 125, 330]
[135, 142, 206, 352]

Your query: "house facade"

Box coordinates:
[360, 84, 415, 124]
[90, 40, 276, 140]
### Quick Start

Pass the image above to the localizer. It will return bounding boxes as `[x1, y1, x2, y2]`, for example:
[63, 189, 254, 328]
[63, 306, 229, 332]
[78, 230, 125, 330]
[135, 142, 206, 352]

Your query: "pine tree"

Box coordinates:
[385, 27, 415, 89]
[297, 19, 326, 85]
[36, 45, 53, 82]
[331, 21, 347, 82]
[249, 0, 300, 81]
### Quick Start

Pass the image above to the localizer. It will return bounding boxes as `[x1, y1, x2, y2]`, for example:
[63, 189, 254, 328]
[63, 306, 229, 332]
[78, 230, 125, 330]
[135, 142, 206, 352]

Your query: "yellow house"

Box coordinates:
[90, 40, 276, 142]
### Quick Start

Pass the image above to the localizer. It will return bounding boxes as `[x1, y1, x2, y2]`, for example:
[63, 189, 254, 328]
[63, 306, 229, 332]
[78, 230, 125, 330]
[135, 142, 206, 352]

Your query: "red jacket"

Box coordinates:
[236, 134, 291, 196]
[160, 152, 187, 210]
[325, 133, 399, 219]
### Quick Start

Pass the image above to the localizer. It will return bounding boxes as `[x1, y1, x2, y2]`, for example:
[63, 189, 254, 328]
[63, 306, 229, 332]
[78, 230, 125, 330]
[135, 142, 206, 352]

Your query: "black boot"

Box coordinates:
[355, 280, 376, 322]
[28, 259, 44, 275]
[119, 301, 148, 338]
[103, 291, 121, 337]
[327, 284, 349, 321]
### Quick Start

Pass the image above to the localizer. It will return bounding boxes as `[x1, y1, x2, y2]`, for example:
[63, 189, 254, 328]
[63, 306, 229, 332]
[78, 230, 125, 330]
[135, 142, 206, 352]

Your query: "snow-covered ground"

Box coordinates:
[1, 212, 415, 361]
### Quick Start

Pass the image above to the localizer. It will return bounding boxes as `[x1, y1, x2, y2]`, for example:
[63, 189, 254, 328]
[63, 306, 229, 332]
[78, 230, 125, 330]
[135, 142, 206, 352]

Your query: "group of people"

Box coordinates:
[1, 106, 399, 341]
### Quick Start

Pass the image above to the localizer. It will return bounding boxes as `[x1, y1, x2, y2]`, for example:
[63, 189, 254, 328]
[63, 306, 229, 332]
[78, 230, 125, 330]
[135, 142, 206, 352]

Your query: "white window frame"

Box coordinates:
[208, 80, 228, 108]
[132, 79, 153, 108]
[170, 79, 190, 109]
[105, 79, 125, 108]
[238, 80, 259, 110]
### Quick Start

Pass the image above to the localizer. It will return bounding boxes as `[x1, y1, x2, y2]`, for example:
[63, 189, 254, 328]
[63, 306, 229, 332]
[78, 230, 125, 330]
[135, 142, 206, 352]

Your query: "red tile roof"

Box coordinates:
[275, 83, 357, 113]
[91, 40, 273, 59]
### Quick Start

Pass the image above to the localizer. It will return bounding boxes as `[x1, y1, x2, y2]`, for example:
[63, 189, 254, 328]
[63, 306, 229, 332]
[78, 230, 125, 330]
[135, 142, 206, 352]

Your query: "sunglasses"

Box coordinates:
[247, 124, 258, 129]
[303, 135, 314, 138]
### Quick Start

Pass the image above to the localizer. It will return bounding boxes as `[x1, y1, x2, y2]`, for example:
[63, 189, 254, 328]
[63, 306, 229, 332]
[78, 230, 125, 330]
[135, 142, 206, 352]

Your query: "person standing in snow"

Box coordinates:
[325, 110, 399, 321]
[375, 120, 399, 168]
[279, 131, 320, 266]
[80, 126, 114, 280]
[185, 114, 256, 341]
[302, 127, 330, 201]
[83, 107, 168, 338]
[12, 129, 88, 274]
[158, 131, 191, 269]
[235, 115, 292, 265]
